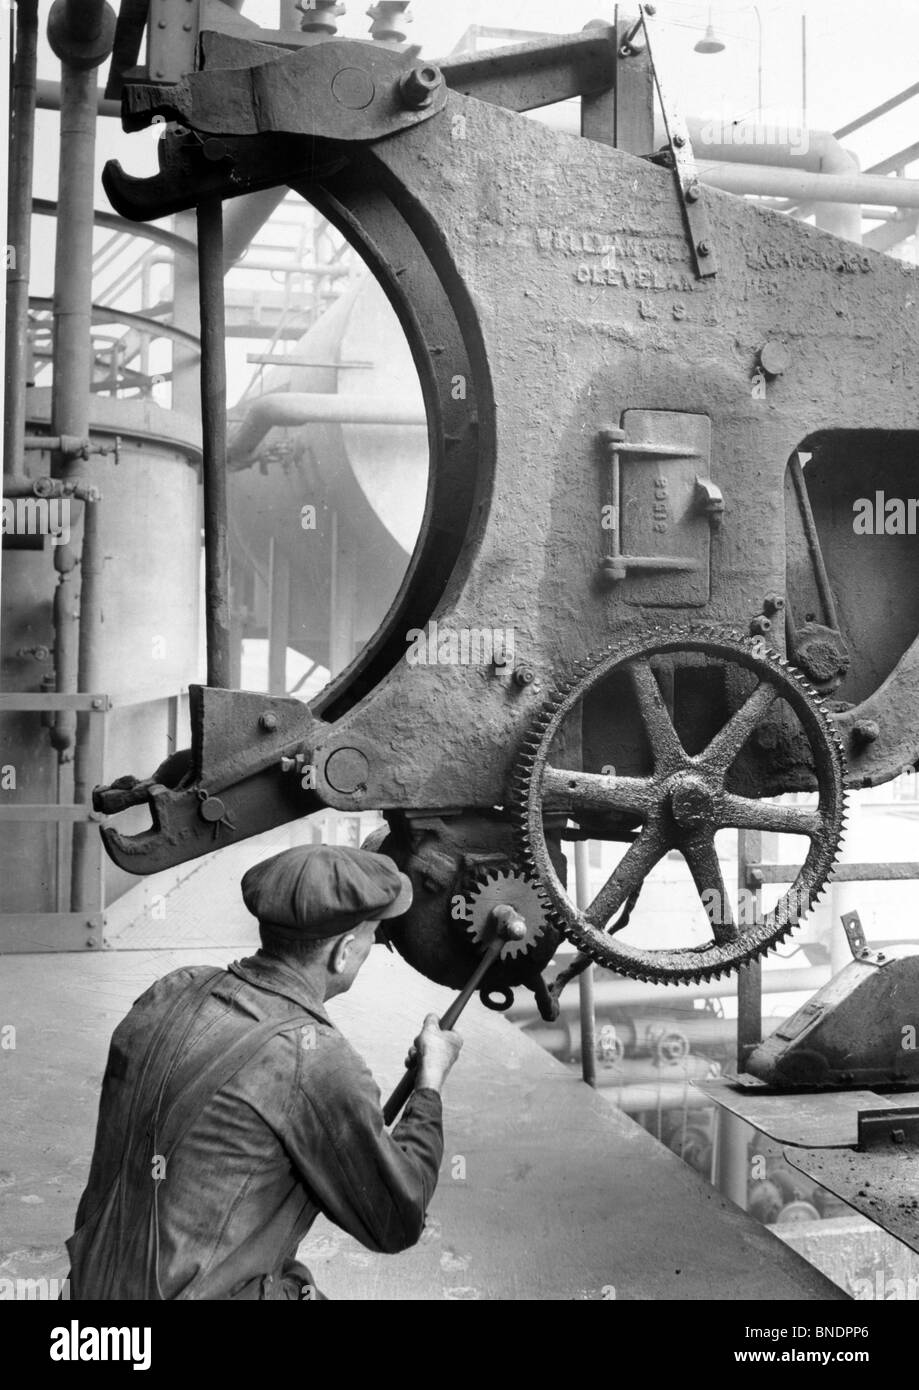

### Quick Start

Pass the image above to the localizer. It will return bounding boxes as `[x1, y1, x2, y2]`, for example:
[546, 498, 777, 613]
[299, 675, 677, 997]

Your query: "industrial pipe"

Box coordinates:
[522, 1013, 789, 1063]
[46, 0, 116, 71]
[198, 198, 232, 689]
[35, 77, 121, 118]
[3, 477, 100, 502]
[596, 1082, 714, 1115]
[508, 965, 831, 1022]
[49, 59, 100, 771]
[223, 190, 291, 269]
[574, 840, 597, 1087]
[228, 392, 427, 466]
[47, 0, 114, 915]
[4, 0, 40, 482]
[683, 118, 862, 242]
[696, 162, 919, 212]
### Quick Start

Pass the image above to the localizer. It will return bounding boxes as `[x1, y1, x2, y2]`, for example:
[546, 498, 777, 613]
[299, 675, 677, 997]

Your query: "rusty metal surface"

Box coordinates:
[698, 1078, 919, 1149]
[96, 26, 919, 994]
[746, 950, 919, 1088]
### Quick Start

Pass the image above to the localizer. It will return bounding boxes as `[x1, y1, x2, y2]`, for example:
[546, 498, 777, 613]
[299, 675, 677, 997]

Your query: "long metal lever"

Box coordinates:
[383, 907, 526, 1125]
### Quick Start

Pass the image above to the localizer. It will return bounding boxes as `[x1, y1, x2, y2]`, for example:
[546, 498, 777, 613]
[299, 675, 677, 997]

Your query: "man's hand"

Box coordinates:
[406, 1013, 463, 1094]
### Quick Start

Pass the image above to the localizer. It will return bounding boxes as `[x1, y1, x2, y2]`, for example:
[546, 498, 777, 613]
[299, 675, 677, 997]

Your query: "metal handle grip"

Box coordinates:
[382, 929, 512, 1126]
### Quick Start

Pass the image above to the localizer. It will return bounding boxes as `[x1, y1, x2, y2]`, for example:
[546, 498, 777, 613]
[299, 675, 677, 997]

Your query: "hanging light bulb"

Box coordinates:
[695, 8, 726, 55]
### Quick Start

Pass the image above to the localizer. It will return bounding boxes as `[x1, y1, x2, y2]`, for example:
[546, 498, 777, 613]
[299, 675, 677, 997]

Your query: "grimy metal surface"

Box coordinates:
[745, 949, 919, 1089]
[786, 1108, 919, 1257]
[96, 21, 919, 1000]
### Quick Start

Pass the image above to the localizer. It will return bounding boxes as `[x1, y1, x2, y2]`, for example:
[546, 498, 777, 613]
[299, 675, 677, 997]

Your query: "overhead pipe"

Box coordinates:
[522, 1013, 789, 1065]
[508, 965, 831, 1023]
[4, 0, 40, 483]
[679, 118, 862, 242]
[549, 98, 867, 241]
[596, 1082, 714, 1115]
[696, 162, 919, 215]
[227, 393, 427, 467]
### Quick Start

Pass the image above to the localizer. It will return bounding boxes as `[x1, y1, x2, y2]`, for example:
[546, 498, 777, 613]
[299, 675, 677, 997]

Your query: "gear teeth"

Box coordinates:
[508, 622, 848, 986]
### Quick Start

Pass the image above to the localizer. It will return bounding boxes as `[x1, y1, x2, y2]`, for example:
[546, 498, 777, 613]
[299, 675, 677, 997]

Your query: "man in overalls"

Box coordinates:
[67, 844, 462, 1299]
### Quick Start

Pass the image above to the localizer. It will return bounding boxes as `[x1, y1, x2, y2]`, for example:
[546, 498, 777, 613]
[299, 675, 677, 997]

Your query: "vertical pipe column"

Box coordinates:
[4, 0, 39, 482]
[46, 0, 114, 912]
[268, 537, 290, 695]
[736, 829, 763, 1070]
[57, 63, 103, 912]
[197, 197, 232, 689]
[51, 63, 98, 776]
[171, 211, 200, 416]
[575, 840, 597, 1087]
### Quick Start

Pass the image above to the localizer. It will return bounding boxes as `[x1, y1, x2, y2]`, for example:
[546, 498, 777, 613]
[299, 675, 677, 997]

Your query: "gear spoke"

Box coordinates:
[720, 793, 822, 838]
[585, 829, 666, 928]
[628, 661, 686, 773]
[513, 629, 846, 985]
[542, 766, 656, 818]
[682, 834, 738, 944]
[698, 680, 778, 771]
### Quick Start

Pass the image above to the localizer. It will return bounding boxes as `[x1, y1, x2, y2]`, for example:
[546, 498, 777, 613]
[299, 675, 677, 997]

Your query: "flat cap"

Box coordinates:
[242, 844, 413, 941]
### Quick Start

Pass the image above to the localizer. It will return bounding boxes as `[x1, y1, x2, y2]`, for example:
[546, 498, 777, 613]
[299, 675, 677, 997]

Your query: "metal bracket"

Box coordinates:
[840, 907, 868, 959]
[858, 1106, 919, 1151]
[623, 4, 717, 279]
[118, 37, 447, 141]
[597, 417, 718, 597]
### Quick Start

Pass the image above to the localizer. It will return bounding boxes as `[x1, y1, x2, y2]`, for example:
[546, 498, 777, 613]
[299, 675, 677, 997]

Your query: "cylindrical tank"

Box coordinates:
[227, 274, 428, 676]
[1, 390, 201, 912]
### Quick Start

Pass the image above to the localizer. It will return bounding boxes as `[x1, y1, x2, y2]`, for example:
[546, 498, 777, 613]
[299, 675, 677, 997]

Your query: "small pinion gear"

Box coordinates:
[465, 868, 551, 960]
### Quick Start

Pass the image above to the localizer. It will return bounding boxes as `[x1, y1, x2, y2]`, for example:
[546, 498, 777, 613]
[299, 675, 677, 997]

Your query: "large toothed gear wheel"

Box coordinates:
[511, 627, 847, 985]
[465, 869, 550, 960]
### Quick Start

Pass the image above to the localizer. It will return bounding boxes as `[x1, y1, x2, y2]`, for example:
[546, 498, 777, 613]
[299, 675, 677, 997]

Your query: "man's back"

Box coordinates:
[69, 955, 444, 1300]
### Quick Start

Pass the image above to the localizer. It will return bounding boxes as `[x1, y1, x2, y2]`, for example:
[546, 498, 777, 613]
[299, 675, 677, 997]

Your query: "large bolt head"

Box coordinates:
[670, 778, 715, 829]
[399, 64, 442, 109]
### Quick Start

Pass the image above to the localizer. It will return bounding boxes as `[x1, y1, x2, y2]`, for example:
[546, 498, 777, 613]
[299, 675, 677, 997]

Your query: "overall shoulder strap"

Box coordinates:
[154, 1011, 317, 1157]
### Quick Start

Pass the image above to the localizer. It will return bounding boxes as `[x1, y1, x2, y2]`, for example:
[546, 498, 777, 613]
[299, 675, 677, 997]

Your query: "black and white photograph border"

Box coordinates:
[1, 0, 919, 1353]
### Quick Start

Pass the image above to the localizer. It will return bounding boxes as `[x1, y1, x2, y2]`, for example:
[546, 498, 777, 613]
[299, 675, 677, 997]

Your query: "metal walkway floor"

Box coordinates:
[1, 854, 845, 1301]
